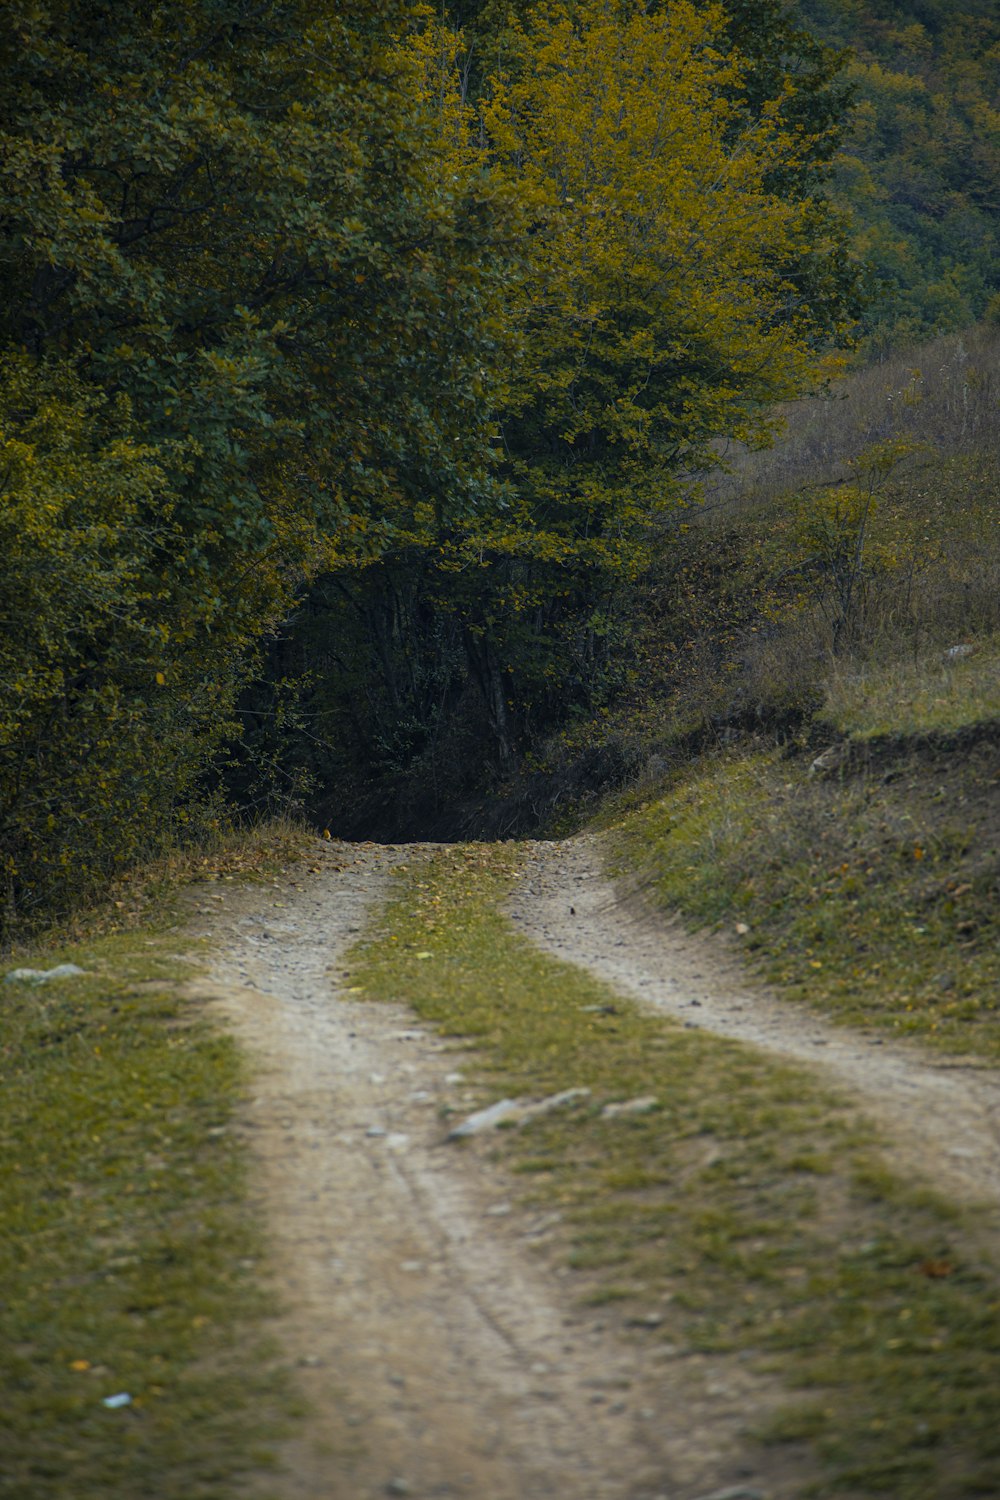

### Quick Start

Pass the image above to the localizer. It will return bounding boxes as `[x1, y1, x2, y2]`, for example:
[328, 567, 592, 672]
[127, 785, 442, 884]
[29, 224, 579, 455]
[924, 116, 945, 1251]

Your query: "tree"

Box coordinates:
[271, 1, 862, 822]
[439, 0, 859, 746]
[0, 0, 522, 930]
[798, 0, 1000, 347]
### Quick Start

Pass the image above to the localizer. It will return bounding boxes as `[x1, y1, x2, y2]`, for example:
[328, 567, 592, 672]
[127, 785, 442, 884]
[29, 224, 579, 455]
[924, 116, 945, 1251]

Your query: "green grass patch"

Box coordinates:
[349, 844, 1000, 1499]
[612, 746, 1000, 1058]
[0, 925, 287, 1499]
[823, 643, 1000, 739]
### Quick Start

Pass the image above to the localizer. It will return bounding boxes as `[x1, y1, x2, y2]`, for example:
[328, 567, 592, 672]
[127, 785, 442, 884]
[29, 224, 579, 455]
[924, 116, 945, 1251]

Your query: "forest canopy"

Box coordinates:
[1, 0, 860, 932]
[801, 0, 1000, 347]
[247, 0, 861, 818]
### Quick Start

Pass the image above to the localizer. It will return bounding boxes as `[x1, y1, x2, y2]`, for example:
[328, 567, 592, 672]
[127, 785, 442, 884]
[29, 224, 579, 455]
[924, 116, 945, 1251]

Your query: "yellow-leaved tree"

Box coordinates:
[279, 0, 860, 819]
[413, 0, 857, 758]
[486, 0, 844, 527]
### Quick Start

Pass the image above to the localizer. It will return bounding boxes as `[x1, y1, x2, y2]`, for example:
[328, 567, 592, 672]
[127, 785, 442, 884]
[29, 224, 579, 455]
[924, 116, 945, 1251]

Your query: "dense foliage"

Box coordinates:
[11, 0, 947, 921]
[801, 0, 1000, 347]
[0, 0, 520, 931]
[248, 0, 861, 836]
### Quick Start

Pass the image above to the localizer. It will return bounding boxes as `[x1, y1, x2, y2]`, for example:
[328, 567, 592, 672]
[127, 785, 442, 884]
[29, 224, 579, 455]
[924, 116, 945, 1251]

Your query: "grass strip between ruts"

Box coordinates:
[349, 841, 1000, 1500]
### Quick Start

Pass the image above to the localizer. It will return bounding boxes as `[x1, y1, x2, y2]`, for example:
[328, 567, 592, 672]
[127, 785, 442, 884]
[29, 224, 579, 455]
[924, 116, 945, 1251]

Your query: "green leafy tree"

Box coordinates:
[0, 0, 522, 930]
[442, 0, 859, 751]
[799, 0, 1000, 346]
[0, 360, 192, 925]
[274, 1, 861, 817]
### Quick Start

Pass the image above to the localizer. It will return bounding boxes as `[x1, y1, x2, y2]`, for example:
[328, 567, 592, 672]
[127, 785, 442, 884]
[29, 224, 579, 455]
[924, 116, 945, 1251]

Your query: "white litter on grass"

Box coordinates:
[519, 1087, 591, 1123]
[102, 1393, 132, 1409]
[601, 1096, 659, 1119]
[447, 1099, 523, 1138]
[447, 1088, 591, 1140]
[5, 964, 87, 984]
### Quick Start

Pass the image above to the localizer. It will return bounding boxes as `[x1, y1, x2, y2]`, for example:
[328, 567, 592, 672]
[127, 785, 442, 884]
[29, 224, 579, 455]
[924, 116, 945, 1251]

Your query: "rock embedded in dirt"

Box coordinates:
[602, 1096, 660, 1119]
[446, 1098, 523, 1138]
[5, 963, 88, 984]
[447, 1088, 591, 1139]
[691, 1487, 766, 1500]
[519, 1086, 591, 1122]
[628, 1311, 666, 1328]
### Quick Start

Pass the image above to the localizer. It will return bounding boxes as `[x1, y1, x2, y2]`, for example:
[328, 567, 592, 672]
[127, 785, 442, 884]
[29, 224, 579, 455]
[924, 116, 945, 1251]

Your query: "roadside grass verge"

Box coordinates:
[0, 826, 305, 1500]
[610, 740, 1000, 1058]
[349, 844, 1000, 1499]
[822, 644, 1000, 739]
[13, 814, 312, 955]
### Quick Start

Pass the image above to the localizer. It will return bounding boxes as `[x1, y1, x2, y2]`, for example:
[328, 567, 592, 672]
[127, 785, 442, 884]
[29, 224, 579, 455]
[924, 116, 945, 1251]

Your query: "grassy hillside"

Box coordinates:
[620, 324, 1000, 745]
[591, 322, 1000, 1055]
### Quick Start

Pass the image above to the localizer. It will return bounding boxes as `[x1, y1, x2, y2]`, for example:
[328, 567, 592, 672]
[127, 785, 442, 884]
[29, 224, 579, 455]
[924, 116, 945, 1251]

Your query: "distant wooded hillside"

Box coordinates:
[799, 0, 999, 347]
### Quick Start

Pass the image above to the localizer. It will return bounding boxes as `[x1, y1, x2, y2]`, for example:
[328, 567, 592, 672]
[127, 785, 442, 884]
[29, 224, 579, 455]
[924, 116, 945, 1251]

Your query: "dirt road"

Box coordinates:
[192, 835, 1000, 1500]
[511, 836, 1000, 1209]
